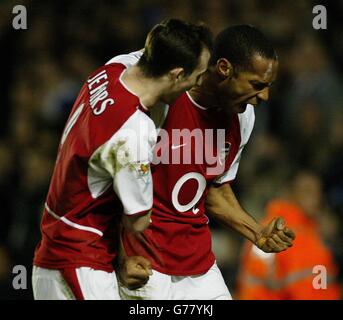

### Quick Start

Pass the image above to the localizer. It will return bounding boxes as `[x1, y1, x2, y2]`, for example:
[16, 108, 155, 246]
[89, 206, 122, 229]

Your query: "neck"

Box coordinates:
[121, 66, 165, 109]
[188, 71, 220, 109]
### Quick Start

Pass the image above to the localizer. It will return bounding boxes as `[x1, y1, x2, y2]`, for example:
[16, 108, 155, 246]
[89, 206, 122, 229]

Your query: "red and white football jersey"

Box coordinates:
[113, 52, 255, 276]
[34, 61, 157, 272]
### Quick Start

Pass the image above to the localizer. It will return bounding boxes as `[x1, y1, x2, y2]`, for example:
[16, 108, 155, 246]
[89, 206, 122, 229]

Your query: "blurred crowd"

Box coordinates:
[0, 0, 342, 299]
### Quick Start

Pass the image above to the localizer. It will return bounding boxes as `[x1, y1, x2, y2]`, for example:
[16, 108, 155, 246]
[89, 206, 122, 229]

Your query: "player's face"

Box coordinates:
[217, 54, 278, 114]
[163, 47, 210, 104]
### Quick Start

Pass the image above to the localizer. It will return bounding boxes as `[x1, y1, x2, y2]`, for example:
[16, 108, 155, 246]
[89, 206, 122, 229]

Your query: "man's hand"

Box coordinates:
[117, 256, 153, 290]
[256, 217, 296, 253]
[205, 184, 296, 254]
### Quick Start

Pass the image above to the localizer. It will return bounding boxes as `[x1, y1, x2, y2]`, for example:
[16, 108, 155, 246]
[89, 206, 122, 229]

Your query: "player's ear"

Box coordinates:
[216, 58, 233, 80]
[169, 67, 185, 81]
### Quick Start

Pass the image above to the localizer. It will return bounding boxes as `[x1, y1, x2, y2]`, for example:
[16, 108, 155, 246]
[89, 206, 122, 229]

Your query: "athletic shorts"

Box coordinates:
[119, 262, 232, 300]
[32, 266, 120, 300]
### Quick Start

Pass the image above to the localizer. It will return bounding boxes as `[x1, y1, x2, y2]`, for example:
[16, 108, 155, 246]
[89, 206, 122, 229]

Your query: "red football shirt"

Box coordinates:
[106, 51, 256, 276]
[122, 92, 255, 275]
[34, 62, 157, 272]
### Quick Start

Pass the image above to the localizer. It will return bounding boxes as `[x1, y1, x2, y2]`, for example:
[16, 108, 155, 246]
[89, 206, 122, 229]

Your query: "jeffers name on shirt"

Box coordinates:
[87, 69, 115, 115]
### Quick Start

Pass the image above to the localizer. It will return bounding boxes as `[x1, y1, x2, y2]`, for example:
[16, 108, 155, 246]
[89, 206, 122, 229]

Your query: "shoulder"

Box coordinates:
[113, 108, 157, 148]
[87, 62, 125, 85]
[105, 50, 143, 68]
[124, 108, 156, 132]
[90, 108, 157, 167]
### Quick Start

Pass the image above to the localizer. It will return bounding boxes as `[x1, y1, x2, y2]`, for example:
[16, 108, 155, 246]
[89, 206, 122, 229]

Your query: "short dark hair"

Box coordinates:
[209, 25, 277, 71]
[138, 19, 213, 77]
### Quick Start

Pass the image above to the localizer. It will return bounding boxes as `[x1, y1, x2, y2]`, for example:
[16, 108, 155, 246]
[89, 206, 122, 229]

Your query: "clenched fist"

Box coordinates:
[256, 217, 296, 253]
[117, 256, 153, 290]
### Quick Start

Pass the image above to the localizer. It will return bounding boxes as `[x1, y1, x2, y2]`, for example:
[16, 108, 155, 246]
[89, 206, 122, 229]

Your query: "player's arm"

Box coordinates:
[94, 114, 155, 288]
[93, 111, 157, 234]
[206, 183, 295, 253]
[99, 151, 153, 234]
[115, 225, 152, 290]
[122, 210, 152, 234]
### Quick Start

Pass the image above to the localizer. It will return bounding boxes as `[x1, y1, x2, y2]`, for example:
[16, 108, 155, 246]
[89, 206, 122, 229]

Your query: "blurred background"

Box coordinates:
[0, 0, 342, 299]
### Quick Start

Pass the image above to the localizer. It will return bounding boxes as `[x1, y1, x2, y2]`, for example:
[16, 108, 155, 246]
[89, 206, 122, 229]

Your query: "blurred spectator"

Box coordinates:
[281, 35, 343, 159]
[323, 112, 343, 281]
[236, 133, 293, 220]
[236, 171, 341, 299]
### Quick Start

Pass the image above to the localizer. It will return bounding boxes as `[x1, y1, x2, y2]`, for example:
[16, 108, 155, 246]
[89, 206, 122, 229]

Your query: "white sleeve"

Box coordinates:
[106, 50, 143, 68]
[88, 110, 157, 215]
[214, 104, 255, 184]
